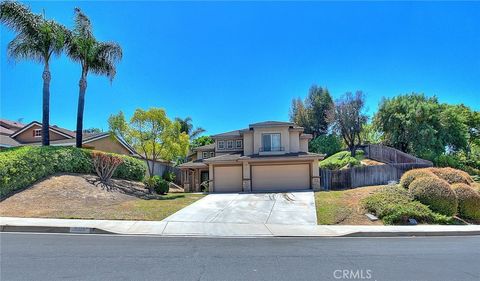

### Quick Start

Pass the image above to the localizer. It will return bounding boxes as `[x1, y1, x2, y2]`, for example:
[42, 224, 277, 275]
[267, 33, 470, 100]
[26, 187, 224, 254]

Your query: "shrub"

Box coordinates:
[309, 134, 343, 156]
[409, 177, 458, 216]
[428, 167, 473, 185]
[319, 150, 364, 170]
[399, 169, 437, 189]
[451, 183, 480, 220]
[0, 146, 147, 198]
[362, 185, 452, 225]
[91, 151, 123, 183]
[163, 171, 176, 182]
[144, 175, 169, 194]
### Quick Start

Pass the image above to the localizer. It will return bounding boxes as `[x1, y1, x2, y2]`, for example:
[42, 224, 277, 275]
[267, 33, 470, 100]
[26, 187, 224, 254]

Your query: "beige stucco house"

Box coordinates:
[179, 121, 324, 193]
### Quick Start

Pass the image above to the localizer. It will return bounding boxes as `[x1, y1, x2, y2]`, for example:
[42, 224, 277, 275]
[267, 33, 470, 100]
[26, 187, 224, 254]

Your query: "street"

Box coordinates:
[1, 233, 479, 281]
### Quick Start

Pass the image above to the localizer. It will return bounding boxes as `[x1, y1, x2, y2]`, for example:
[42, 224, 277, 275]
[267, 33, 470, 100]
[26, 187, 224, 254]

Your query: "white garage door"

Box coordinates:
[214, 166, 243, 193]
[252, 164, 310, 192]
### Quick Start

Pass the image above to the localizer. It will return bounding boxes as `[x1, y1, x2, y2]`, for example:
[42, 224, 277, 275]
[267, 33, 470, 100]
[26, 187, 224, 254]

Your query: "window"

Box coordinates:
[33, 129, 42, 138]
[203, 152, 208, 159]
[262, 133, 281, 151]
[227, 140, 234, 149]
[218, 141, 225, 150]
[210, 152, 214, 157]
[236, 140, 243, 148]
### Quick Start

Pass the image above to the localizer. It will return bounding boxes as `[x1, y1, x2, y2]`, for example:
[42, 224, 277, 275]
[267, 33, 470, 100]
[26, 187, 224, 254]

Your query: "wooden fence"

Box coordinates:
[320, 145, 433, 190]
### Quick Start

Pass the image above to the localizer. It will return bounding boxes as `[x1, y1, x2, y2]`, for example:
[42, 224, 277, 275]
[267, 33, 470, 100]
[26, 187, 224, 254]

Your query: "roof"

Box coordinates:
[204, 153, 243, 163]
[0, 119, 25, 130]
[10, 121, 75, 139]
[0, 135, 20, 147]
[178, 159, 208, 169]
[0, 125, 14, 135]
[249, 121, 295, 127]
[193, 143, 215, 151]
[211, 130, 243, 138]
[50, 125, 75, 137]
[239, 152, 325, 161]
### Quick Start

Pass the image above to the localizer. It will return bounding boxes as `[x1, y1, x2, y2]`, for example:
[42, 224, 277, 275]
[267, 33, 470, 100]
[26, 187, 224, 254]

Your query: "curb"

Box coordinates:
[0, 225, 113, 235]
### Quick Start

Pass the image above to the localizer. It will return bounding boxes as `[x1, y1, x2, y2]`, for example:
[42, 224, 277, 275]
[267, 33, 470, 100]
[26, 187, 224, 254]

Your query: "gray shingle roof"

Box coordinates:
[193, 143, 215, 151]
[211, 130, 243, 138]
[249, 121, 294, 127]
[204, 153, 243, 163]
[0, 135, 20, 147]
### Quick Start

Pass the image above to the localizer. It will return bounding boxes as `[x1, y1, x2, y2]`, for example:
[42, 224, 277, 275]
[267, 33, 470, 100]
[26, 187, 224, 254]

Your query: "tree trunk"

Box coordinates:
[42, 63, 51, 146]
[350, 145, 356, 157]
[76, 74, 87, 148]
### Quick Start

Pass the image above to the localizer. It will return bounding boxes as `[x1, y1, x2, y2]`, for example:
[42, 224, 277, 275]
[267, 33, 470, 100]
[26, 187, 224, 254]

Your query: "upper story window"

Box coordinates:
[236, 139, 243, 149]
[33, 129, 42, 138]
[202, 151, 215, 159]
[218, 141, 225, 150]
[202, 152, 208, 159]
[227, 140, 234, 149]
[262, 133, 282, 152]
[210, 152, 214, 157]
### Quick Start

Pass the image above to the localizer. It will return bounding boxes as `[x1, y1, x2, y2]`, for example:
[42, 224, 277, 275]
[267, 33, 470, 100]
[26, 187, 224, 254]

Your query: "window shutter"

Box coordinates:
[32, 129, 35, 137]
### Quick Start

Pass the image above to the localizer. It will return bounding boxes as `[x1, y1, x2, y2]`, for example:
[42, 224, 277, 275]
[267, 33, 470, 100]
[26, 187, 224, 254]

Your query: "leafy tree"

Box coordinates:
[1, 1, 68, 145]
[108, 108, 189, 177]
[333, 91, 368, 157]
[373, 93, 471, 161]
[289, 85, 334, 137]
[175, 117, 205, 139]
[309, 134, 343, 156]
[191, 135, 214, 149]
[67, 8, 122, 148]
[360, 123, 382, 144]
[83, 128, 102, 134]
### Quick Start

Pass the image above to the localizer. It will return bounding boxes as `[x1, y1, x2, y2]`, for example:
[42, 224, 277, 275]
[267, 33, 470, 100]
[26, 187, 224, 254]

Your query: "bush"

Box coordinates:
[163, 171, 176, 182]
[429, 167, 473, 185]
[451, 183, 480, 220]
[319, 150, 364, 170]
[0, 146, 147, 198]
[91, 151, 124, 183]
[309, 134, 343, 156]
[409, 177, 458, 216]
[399, 169, 437, 189]
[362, 185, 452, 225]
[144, 175, 169, 194]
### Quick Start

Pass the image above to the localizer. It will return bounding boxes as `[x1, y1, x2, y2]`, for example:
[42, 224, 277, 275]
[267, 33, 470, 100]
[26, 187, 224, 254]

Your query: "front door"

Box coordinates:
[200, 171, 209, 185]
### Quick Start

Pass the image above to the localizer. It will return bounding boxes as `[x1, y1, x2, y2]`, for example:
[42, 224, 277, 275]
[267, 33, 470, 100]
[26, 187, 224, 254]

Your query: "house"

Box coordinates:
[0, 119, 137, 156]
[179, 121, 324, 193]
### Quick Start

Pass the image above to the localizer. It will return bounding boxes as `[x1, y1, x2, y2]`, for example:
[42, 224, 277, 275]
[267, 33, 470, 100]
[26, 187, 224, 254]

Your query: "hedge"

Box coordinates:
[399, 169, 437, 189]
[0, 146, 146, 198]
[409, 177, 458, 216]
[429, 167, 473, 185]
[452, 183, 480, 220]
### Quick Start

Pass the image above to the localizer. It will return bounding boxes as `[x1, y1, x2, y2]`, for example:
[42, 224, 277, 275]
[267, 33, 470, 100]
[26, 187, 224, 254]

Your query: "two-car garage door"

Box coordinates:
[251, 164, 310, 192]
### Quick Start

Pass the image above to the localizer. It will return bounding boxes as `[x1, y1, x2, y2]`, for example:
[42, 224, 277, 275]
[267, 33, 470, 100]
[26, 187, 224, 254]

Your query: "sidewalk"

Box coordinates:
[2, 217, 480, 237]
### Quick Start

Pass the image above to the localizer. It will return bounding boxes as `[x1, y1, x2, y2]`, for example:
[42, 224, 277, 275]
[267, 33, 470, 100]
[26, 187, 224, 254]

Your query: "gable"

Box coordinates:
[13, 124, 70, 143]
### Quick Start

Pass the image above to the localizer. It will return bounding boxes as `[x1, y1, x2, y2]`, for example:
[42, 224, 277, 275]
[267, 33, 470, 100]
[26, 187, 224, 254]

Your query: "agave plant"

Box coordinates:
[67, 7, 122, 148]
[1, 1, 68, 145]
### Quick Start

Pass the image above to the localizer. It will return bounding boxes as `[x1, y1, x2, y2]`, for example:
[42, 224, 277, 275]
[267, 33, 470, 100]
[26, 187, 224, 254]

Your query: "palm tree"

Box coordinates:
[1, 1, 68, 145]
[67, 8, 122, 148]
[175, 117, 206, 139]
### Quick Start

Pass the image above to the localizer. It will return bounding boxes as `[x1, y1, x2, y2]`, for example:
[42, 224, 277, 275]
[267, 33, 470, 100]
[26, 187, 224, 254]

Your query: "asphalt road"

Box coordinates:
[1, 233, 479, 281]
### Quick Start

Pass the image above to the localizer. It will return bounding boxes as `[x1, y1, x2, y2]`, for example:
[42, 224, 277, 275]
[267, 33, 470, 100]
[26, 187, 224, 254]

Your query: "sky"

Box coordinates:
[1, 1, 479, 136]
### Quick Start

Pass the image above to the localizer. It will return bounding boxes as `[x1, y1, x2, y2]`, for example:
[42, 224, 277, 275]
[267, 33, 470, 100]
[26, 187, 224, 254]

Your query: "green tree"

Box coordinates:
[175, 116, 205, 139]
[67, 8, 122, 148]
[1, 1, 68, 145]
[360, 123, 382, 144]
[289, 85, 334, 137]
[333, 91, 368, 157]
[309, 134, 343, 156]
[191, 135, 214, 149]
[108, 108, 190, 177]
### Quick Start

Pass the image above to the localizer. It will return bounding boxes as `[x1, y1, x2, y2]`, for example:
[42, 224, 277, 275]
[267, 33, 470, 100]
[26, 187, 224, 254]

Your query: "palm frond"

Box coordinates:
[0, 1, 40, 35]
[88, 41, 122, 81]
[7, 32, 43, 62]
[73, 7, 93, 38]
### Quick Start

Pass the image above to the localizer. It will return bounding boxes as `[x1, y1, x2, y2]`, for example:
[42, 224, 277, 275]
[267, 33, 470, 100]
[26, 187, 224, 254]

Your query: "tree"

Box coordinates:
[67, 8, 122, 148]
[175, 117, 205, 139]
[308, 134, 343, 156]
[373, 93, 470, 161]
[83, 127, 102, 134]
[333, 91, 368, 157]
[360, 123, 381, 144]
[1, 1, 68, 145]
[191, 135, 214, 149]
[289, 85, 334, 138]
[108, 108, 189, 177]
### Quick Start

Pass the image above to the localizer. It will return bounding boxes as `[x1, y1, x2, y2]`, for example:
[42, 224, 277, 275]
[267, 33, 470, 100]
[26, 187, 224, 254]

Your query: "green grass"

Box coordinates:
[315, 191, 351, 224]
[319, 150, 365, 170]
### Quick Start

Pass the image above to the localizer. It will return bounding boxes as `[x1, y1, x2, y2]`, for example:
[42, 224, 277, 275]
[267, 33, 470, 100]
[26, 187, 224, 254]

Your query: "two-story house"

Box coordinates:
[179, 121, 324, 192]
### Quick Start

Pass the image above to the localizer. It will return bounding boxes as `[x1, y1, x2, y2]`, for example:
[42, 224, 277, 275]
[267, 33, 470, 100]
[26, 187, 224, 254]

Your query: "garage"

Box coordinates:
[251, 164, 310, 192]
[214, 165, 243, 193]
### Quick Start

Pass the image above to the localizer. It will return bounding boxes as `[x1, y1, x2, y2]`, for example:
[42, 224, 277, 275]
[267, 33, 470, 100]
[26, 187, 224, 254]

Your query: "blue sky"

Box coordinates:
[1, 1, 479, 135]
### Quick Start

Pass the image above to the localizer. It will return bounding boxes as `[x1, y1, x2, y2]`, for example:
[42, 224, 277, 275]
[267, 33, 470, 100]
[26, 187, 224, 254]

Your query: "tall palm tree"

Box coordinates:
[175, 117, 206, 139]
[1, 1, 68, 145]
[67, 8, 122, 148]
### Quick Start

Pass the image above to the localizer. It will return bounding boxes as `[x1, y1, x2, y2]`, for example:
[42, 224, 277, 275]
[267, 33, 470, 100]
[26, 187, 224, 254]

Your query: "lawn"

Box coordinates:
[0, 174, 204, 221]
[314, 185, 384, 225]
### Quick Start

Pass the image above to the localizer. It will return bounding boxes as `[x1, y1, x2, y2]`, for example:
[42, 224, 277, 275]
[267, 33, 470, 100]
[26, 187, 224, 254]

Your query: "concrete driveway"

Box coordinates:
[163, 191, 317, 225]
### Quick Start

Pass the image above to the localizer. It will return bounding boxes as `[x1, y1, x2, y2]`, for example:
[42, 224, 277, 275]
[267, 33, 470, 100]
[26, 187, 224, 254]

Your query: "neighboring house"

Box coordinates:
[0, 119, 136, 156]
[179, 121, 324, 193]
